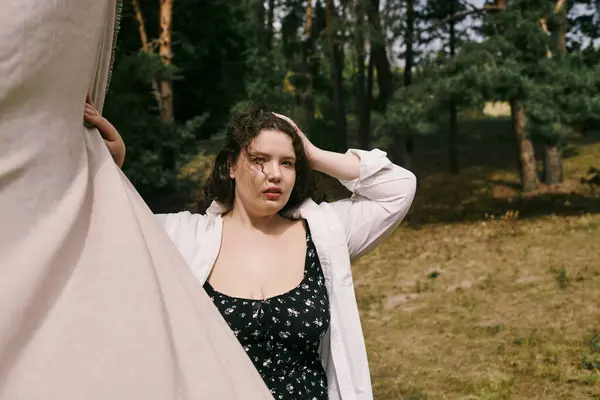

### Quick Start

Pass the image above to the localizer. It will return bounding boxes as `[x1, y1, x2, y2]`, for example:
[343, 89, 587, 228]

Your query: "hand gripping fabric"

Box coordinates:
[0, 1, 272, 399]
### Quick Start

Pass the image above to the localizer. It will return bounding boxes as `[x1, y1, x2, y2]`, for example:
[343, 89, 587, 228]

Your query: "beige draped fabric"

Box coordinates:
[0, 1, 272, 399]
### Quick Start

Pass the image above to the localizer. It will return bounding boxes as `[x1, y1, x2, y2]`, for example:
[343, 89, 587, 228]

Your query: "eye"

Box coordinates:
[252, 157, 266, 164]
[282, 160, 295, 167]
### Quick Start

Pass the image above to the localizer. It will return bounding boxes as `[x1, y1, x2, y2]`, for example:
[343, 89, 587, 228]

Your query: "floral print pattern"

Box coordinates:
[204, 221, 330, 400]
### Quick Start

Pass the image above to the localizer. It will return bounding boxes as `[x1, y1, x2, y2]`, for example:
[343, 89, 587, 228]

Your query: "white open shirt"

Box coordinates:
[156, 149, 417, 400]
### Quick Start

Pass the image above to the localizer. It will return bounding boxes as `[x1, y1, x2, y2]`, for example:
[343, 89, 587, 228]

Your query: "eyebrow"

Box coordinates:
[250, 151, 296, 161]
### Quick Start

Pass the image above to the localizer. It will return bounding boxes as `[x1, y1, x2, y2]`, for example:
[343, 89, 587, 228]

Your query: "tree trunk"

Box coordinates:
[498, 0, 537, 192]
[404, 0, 414, 88]
[448, 102, 459, 174]
[255, 0, 266, 54]
[366, 0, 393, 110]
[557, 7, 567, 56]
[545, 0, 567, 184]
[158, 0, 174, 121]
[544, 146, 563, 184]
[510, 99, 539, 192]
[266, 0, 275, 51]
[355, 0, 369, 149]
[325, 0, 347, 151]
[392, 0, 415, 171]
[302, 1, 315, 126]
[361, 52, 375, 149]
[367, 0, 407, 165]
[540, 0, 567, 184]
[448, 0, 459, 174]
[131, 0, 162, 109]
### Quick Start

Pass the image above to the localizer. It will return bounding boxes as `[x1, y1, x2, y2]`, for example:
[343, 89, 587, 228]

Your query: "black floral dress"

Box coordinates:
[204, 221, 330, 400]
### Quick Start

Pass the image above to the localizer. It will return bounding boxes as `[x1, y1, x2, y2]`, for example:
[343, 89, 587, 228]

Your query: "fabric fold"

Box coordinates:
[0, 1, 272, 399]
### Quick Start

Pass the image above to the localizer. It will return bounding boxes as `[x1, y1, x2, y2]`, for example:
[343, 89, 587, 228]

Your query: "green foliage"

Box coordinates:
[421, 0, 600, 149]
[242, 44, 296, 108]
[375, 83, 439, 144]
[105, 0, 600, 204]
[421, 0, 469, 48]
[104, 46, 206, 199]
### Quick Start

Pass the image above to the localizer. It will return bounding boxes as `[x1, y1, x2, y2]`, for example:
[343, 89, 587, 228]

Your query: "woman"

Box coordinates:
[84, 99, 417, 400]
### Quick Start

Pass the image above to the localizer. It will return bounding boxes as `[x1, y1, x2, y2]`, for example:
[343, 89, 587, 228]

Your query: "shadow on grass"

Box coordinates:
[406, 167, 600, 226]
[394, 118, 600, 226]
[313, 164, 600, 227]
[415, 118, 600, 176]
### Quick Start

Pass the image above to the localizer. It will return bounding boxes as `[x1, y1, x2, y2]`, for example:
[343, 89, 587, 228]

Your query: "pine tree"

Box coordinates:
[421, 0, 470, 174]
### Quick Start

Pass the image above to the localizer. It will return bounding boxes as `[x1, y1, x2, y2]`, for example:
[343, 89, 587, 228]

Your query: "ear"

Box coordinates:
[228, 156, 235, 180]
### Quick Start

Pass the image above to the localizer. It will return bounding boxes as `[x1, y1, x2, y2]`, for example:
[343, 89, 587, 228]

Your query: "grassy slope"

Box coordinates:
[357, 216, 600, 399]
[352, 119, 600, 399]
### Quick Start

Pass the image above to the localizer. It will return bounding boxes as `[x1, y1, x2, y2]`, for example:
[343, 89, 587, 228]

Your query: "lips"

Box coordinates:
[263, 187, 282, 200]
[263, 187, 282, 194]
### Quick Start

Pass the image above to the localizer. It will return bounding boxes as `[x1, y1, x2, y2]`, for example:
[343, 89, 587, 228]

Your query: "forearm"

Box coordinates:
[84, 97, 126, 168]
[97, 118, 125, 168]
[114, 147, 125, 169]
[309, 147, 360, 181]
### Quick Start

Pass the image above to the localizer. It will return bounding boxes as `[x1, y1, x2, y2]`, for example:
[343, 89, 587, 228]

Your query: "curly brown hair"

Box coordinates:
[202, 104, 323, 212]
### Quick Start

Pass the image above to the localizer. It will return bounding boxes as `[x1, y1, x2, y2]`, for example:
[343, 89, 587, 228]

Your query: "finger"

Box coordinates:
[84, 114, 102, 125]
[272, 112, 288, 121]
[84, 107, 100, 118]
[273, 112, 299, 130]
[86, 93, 95, 107]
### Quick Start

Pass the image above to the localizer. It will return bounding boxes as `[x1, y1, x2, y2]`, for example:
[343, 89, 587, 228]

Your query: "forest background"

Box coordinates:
[107, 1, 600, 398]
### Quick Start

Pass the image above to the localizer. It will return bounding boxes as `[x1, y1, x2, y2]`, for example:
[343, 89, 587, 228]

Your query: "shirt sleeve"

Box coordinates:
[329, 148, 417, 260]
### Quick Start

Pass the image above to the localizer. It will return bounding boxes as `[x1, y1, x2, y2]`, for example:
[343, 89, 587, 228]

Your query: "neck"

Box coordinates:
[225, 198, 282, 233]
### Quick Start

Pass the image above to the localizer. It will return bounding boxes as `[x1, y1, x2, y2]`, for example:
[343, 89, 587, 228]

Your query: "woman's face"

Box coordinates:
[230, 129, 297, 216]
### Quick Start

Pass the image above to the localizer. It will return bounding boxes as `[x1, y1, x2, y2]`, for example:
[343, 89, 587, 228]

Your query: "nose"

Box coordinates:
[265, 161, 282, 182]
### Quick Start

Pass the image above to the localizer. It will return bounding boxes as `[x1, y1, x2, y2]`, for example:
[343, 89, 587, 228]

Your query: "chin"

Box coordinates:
[258, 197, 289, 215]
[264, 202, 285, 213]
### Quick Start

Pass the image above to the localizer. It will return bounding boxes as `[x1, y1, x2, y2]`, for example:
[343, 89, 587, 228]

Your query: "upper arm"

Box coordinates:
[330, 164, 416, 260]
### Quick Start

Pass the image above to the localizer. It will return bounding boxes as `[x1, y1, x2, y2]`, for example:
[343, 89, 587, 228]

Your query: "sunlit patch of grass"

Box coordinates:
[354, 214, 600, 399]
[349, 125, 600, 398]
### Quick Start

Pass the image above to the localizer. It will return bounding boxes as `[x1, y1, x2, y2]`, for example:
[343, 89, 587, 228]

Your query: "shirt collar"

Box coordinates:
[205, 198, 318, 219]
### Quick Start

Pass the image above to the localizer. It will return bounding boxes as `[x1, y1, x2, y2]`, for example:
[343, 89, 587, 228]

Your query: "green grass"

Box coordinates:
[355, 214, 600, 399]
[350, 118, 600, 399]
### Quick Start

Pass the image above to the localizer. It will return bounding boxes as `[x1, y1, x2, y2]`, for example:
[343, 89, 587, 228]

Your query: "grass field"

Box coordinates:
[180, 117, 600, 399]
[351, 118, 600, 399]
